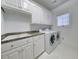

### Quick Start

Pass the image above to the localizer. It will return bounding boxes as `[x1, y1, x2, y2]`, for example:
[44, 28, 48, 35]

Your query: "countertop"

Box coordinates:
[1, 31, 45, 44]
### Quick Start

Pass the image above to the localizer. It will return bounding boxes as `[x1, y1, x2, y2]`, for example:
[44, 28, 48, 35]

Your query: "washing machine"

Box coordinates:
[45, 31, 61, 54]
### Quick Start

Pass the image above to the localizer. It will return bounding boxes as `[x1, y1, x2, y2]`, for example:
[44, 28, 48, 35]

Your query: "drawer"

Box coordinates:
[2, 42, 12, 53]
[1, 38, 33, 53]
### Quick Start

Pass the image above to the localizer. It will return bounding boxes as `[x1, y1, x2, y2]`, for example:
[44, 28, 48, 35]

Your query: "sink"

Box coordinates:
[2, 33, 31, 41]
[1, 31, 41, 42]
[18, 33, 31, 37]
[2, 35, 20, 41]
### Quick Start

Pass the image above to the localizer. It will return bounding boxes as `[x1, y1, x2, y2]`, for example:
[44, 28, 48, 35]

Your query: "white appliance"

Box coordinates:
[44, 31, 61, 54]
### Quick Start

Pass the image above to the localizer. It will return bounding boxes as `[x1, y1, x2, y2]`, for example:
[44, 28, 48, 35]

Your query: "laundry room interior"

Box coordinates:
[1, 0, 78, 59]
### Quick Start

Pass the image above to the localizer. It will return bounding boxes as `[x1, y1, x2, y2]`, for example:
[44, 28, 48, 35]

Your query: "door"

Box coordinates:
[22, 43, 34, 59]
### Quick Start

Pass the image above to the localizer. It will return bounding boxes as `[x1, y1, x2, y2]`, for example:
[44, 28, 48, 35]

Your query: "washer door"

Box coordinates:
[50, 34, 55, 46]
[56, 32, 60, 40]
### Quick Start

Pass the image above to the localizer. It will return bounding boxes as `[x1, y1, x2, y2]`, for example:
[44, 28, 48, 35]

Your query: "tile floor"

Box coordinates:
[38, 43, 78, 59]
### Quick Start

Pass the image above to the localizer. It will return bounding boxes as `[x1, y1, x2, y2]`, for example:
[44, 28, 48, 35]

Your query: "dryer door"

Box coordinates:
[50, 34, 55, 46]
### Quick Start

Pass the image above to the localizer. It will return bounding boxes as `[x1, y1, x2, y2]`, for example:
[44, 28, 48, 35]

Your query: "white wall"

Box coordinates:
[1, 10, 31, 34]
[51, 0, 78, 49]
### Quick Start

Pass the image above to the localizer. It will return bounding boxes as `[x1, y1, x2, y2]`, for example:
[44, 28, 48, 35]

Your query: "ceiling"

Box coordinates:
[32, 0, 69, 10]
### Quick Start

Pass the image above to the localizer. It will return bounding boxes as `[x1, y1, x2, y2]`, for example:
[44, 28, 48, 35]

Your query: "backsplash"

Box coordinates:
[1, 10, 31, 34]
[30, 24, 52, 31]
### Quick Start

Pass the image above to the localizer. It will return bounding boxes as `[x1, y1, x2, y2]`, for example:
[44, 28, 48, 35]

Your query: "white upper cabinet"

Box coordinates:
[1, 0, 5, 5]
[1, 0, 53, 25]
[1, 0, 32, 15]
[21, 0, 30, 11]
[28, 1, 53, 25]
[31, 5, 42, 24]
[42, 9, 53, 25]
[2, 0, 21, 8]
[6, 0, 20, 7]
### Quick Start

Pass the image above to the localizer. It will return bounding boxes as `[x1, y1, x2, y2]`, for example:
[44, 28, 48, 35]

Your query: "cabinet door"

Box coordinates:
[2, 52, 19, 59]
[2, 54, 8, 59]
[22, 43, 34, 59]
[33, 35, 44, 58]
[31, 5, 41, 24]
[1, 0, 5, 4]
[21, 0, 30, 11]
[1, 47, 23, 59]
[5, 0, 20, 7]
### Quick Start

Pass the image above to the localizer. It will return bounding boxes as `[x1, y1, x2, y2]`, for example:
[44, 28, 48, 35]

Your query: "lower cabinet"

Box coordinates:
[22, 43, 34, 59]
[2, 43, 34, 59]
[33, 35, 45, 58]
[1, 34, 45, 59]
[1, 46, 23, 59]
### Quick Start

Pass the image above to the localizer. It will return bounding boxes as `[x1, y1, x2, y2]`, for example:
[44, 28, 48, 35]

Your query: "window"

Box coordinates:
[57, 13, 70, 26]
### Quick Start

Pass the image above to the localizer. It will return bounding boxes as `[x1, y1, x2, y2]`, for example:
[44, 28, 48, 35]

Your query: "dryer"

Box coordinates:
[45, 31, 61, 54]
